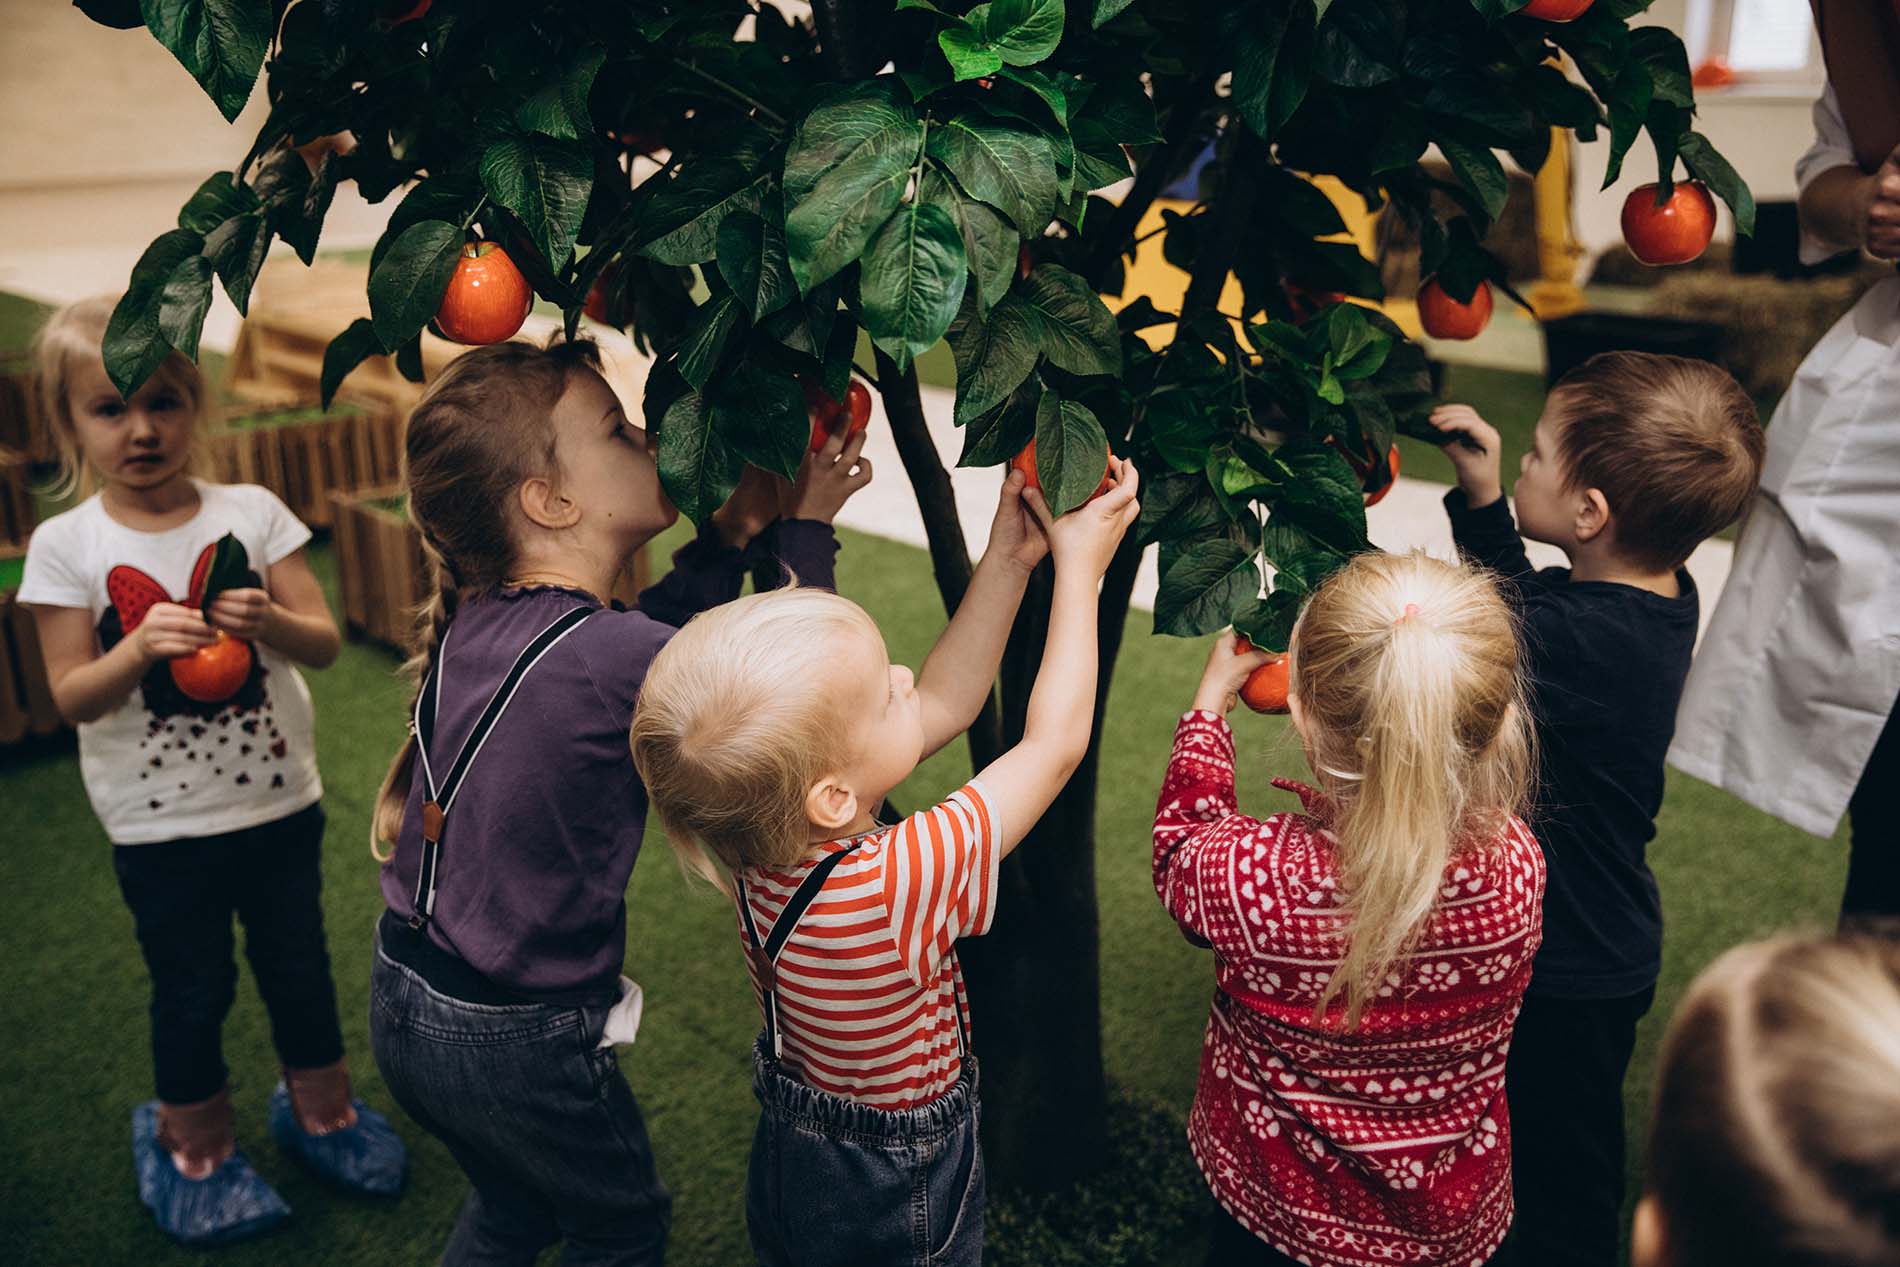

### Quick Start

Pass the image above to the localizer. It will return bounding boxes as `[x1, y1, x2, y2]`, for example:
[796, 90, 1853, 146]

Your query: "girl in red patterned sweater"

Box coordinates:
[1154, 550, 1544, 1267]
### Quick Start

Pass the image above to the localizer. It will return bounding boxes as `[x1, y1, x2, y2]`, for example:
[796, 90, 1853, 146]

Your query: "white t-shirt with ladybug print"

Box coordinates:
[19, 481, 323, 845]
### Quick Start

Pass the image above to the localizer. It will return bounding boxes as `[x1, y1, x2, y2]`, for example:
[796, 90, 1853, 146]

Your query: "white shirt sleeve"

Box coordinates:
[16, 517, 91, 610]
[1795, 83, 1865, 265]
[246, 485, 314, 567]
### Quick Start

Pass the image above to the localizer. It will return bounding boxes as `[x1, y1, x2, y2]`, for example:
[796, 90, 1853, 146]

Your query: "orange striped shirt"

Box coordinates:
[734, 782, 999, 1109]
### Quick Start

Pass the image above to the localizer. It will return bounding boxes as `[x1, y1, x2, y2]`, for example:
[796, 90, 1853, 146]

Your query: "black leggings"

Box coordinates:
[112, 803, 345, 1104]
[1845, 706, 1900, 927]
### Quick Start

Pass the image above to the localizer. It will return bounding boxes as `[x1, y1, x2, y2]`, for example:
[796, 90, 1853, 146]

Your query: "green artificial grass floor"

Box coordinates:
[0, 520, 1847, 1265]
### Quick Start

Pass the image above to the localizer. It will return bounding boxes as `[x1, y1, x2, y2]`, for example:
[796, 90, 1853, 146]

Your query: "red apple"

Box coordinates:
[435, 241, 534, 345]
[1520, 0, 1593, 19]
[1621, 180, 1716, 266]
[1417, 277, 1493, 341]
[805, 378, 872, 453]
[1234, 636, 1291, 714]
[584, 264, 618, 324]
[1010, 437, 1114, 503]
[170, 630, 253, 704]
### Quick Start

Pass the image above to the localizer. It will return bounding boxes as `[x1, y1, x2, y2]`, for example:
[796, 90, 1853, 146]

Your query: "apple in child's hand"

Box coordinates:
[1233, 636, 1291, 715]
[805, 378, 871, 453]
[434, 241, 534, 345]
[1010, 438, 1114, 505]
[171, 630, 253, 704]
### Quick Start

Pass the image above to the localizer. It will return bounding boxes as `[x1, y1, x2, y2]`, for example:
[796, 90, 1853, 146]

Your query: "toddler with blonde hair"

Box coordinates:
[1635, 930, 1900, 1267]
[632, 461, 1139, 1267]
[1155, 550, 1542, 1267]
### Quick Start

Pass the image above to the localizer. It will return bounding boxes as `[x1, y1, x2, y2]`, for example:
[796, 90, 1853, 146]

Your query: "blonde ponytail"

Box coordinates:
[1291, 551, 1531, 1029]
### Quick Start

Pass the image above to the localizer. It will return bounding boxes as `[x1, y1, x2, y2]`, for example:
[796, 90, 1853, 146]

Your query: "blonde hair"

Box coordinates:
[630, 587, 875, 890]
[1644, 932, 1900, 1267]
[1289, 550, 1532, 1029]
[31, 294, 211, 501]
[369, 337, 602, 859]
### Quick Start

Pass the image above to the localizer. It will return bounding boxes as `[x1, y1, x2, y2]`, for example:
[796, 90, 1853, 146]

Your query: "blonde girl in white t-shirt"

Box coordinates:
[17, 296, 406, 1246]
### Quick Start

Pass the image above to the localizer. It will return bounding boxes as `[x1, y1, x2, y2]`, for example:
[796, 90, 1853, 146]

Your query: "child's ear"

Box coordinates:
[518, 476, 579, 530]
[1630, 1195, 1667, 1267]
[1573, 486, 1611, 545]
[805, 776, 859, 834]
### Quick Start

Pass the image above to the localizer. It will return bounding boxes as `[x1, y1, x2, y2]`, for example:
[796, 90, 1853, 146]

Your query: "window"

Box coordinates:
[1685, 0, 1824, 88]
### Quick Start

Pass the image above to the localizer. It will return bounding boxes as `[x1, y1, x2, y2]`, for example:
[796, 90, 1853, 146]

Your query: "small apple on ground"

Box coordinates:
[171, 630, 253, 704]
[1417, 277, 1493, 340]
[805, 378, 872, 453]
[1620, 180, 1716, 266]
[1010, 437, 1114, 503]
[1234, 637, 1291, 714]
[435, 241, 534, 345]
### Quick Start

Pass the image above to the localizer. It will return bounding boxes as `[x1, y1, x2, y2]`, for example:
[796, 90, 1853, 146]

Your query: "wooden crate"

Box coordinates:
[330, 487, 651, 655]
[1, 452, 35, 551]
[209, 400, 405, 530]
[0, 368, 48, 464]
[0, 571, 65, 747]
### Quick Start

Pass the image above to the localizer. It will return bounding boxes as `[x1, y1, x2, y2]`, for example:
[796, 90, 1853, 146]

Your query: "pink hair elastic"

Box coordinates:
[1394, 602, 1420, 626]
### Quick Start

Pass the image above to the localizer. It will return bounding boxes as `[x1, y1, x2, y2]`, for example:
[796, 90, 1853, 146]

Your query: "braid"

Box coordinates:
[367, 335, 600, 861]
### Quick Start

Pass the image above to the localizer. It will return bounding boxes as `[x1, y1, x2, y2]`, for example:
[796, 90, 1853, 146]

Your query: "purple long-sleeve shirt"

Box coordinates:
[380, 520, 839, 1005]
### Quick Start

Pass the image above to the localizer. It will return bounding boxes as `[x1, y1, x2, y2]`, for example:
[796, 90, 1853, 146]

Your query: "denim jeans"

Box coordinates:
[369, 932, 671, 1267]
[112, 802, 343, 1104]
[746, 1035, 985, 1267]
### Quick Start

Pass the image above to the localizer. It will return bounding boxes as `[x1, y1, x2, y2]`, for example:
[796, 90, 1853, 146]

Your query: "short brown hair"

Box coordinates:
[1546, 351, 1764, 572]
[1645, 931, 1900, 1266]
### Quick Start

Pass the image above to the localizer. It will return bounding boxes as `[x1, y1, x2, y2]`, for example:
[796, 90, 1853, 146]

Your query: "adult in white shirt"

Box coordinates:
[1669, 62, 1900, 923]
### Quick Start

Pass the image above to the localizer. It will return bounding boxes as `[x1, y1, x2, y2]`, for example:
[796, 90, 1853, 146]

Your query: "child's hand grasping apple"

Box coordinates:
[1429, 404, 1504, 508]
[1194, 630, 1276, 716]
[985, 467, 1051, 576]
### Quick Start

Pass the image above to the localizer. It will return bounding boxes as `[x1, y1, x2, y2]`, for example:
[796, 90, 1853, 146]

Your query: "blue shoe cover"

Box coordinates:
[132, 1102, 290, 1245]
[268, 1083, 408, 1196]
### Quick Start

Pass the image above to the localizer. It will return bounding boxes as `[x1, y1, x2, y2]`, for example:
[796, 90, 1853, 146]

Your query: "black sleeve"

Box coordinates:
[1444, 487, 1538, 600]
[746, 519, 841, 594]
[633, 523, 749, 627]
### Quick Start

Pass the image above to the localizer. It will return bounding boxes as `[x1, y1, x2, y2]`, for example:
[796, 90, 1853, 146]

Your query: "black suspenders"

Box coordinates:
[735, 845, 862, 1060]
[410, 606, 595, 930]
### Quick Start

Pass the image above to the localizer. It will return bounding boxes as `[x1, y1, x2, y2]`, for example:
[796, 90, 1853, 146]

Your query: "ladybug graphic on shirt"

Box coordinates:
[98, 537, 293, 810]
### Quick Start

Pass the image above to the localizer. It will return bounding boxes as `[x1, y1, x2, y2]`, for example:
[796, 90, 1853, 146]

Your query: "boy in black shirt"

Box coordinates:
[1431, 351, 1765, 1267]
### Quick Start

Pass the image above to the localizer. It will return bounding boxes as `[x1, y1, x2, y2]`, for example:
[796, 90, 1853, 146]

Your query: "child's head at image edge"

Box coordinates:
[632, 588, 904, 888]
[32, 294, 210, 501]
[1289, 550, 1532, 1028]
[1636, 931, 1900, 1267]
[1516, 350, 1764, 572]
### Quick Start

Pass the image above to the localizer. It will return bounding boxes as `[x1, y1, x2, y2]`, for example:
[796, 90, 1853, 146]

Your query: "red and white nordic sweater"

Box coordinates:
[1153, 711, 1544, 1267]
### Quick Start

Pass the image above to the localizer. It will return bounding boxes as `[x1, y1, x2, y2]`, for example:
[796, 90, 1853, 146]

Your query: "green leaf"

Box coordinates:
[940, 26, 1006, 80]
[761, 279, 841, 358]
[1093, 0, 1139, 26]
[1020, 265, 1121, 376]
[320, 319, 383, 409]
[1680, 131, 1756, 238]
[140, 0, 270, 122]
[1312, 0, 1400, 88]
[250, 148, 331, 265]
[371, 178, 477, 276]
[675, 293, 744, 392]
[1269, 442, 1370, 554]
[1154, 533, 1261, 637]
[925, 118, 1059, 235]
[202, 212, 267, 314]
[920, 169, 1018, 315]
[157, 253, 214, 364]
[861, 201, 969, 373]
[1436, 136, 1509, 225]
[976, 0, 1065, 66]
[957, 380, 1040, 467]
[714, 365, 807, 481]
[103, 228, 202, 398]
[783, 82, 919, 208]
[367, 221, 463, 351]
[657, 390, 744, 524]
[1144, 389, 1221, 474]
[1034, 388, 1111, 516]
[638, 158, 775, 267]
[1231, 586, 1304, 653]
[480, 134, 593, 270]
[950, 290, 1041, 424]
[178, 172, 257, 235]
[716, 208, 798, 320]
[1234, 1, 1305, 141]
[515, 46, 606, 141]
[785, 125, 922, 293]
[1137, 471, 1228, 546]
[1630, 26, 1693, 109]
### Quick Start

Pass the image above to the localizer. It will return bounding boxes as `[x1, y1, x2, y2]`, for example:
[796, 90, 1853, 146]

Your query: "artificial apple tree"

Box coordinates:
[94, 0, 1749, 1190]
